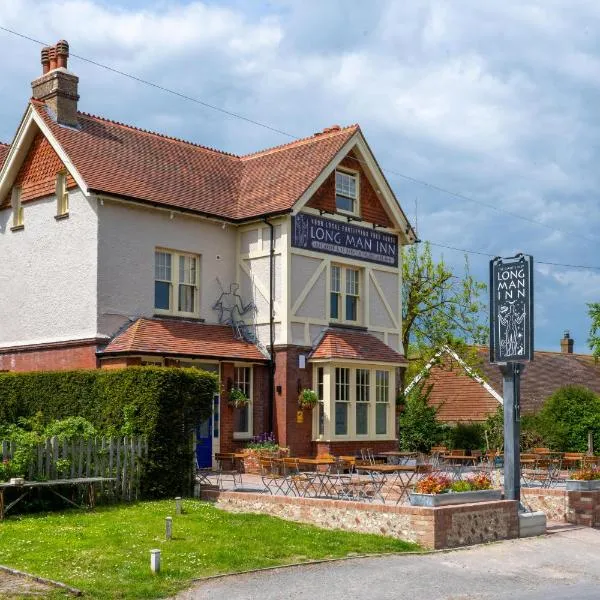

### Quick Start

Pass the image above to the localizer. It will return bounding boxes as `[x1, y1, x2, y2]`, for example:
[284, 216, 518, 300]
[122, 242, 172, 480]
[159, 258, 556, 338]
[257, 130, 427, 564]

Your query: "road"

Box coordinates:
[175, 525, 600, 600]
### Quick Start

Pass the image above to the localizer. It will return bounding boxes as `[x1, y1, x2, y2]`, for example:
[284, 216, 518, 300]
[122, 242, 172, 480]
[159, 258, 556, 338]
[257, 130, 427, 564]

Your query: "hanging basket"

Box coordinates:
[228, 388, 250, 409]
[298, 389, 318, 410]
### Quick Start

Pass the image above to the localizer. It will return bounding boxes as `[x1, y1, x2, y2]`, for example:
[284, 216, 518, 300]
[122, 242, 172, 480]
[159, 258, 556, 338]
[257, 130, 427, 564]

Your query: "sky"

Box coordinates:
[1, 0, 599, 352]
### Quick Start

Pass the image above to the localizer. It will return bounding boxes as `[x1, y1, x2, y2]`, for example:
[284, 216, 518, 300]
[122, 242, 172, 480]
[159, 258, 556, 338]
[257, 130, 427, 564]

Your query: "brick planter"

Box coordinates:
[409, 489, 502, 507]
[241, 448, 290, 474]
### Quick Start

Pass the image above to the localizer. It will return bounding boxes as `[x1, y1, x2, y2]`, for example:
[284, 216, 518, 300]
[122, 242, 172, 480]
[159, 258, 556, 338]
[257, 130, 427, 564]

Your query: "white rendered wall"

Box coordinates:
[0, 189, 99, 347]
[97, 200, 237, 339]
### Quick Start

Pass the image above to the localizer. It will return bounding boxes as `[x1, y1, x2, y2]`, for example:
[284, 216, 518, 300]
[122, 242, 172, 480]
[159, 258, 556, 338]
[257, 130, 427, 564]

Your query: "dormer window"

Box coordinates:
[56, 172, 69, 216]
[335, 170, 359, 215]
[11, 187, 23, 229]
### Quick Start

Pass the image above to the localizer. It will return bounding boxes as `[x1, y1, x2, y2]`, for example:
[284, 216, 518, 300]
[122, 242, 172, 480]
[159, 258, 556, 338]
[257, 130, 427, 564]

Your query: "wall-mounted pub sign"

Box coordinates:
[291, 213, 398, 267]
[489, 254, 534, 363]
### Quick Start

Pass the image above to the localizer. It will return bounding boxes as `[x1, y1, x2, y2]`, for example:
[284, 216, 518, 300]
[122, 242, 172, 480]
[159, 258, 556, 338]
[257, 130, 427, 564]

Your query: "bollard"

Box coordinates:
[175, 496, 182, 515]
[150, 549, 161, 573]
[165, 516, 172, 540]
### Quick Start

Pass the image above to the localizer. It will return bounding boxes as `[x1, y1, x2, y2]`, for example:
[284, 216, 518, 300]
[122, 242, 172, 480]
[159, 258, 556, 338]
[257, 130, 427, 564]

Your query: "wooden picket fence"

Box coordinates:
[1, 436, 148, 501]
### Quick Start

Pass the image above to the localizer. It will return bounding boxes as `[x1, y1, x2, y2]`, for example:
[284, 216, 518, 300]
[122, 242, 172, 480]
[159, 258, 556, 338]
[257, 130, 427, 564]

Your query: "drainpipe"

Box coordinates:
[264, 217, 276, 434]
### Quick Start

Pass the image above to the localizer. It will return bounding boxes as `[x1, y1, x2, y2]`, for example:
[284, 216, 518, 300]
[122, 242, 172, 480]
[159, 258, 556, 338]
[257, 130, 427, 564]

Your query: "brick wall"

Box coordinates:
[314, 440, 398, 457]
[306, 153, 392, 227]
[566, 490, 600, 527]
[205, 489, 519, 550]
[1, 132, 76, 208]
[274, 345, 314, 456]
[0, 339, 100, 371]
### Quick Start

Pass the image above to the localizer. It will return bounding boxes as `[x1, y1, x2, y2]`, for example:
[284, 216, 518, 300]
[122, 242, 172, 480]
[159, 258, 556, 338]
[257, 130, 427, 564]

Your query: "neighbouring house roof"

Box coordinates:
[30, 101, 359, 222]
[310, 327, 407, 364]
[100, 317, 268, 362]
[405, 345, 600, 422]
[0, 143, 8, 169]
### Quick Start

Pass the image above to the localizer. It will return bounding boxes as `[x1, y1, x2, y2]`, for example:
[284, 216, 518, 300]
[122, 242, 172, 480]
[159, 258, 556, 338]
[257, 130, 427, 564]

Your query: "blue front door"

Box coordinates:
[196, 415, 212, 468]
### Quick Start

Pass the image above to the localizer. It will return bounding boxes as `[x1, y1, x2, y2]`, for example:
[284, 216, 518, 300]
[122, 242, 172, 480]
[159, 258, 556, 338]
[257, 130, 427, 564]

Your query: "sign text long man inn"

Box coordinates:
[292, 213, 398, 267]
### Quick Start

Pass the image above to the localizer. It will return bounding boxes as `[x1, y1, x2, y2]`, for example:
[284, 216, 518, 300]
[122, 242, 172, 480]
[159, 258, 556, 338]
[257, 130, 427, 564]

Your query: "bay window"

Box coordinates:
[154, 249, 199, 316]
[313, 364, 395, 440]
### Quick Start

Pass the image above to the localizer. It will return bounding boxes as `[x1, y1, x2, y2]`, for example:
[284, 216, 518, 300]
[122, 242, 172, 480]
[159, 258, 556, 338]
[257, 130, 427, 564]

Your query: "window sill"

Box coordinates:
[152, 313, 205, 323]
[328, 322, 368, 331]
[54, 213, 69, 221]
[10, 224, 24, 232]
[233, 433, 252, 441]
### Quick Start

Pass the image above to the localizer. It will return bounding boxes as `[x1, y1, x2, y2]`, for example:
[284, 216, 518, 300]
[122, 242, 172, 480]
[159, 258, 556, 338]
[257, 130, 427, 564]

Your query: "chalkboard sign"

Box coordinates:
[489, 254, 534, 363]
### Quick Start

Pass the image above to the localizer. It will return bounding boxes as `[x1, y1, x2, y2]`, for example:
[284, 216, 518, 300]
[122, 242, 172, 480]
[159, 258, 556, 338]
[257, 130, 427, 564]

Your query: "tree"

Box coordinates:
[402, 242, 487, 384]
[588, 303, 600, 359]
[398, 381, 442, 452]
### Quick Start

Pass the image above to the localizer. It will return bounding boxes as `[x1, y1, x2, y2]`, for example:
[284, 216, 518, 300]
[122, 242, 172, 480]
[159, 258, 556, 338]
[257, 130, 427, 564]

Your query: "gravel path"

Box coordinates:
[175, 526, 600, 600]
[0, 568, 57, 597]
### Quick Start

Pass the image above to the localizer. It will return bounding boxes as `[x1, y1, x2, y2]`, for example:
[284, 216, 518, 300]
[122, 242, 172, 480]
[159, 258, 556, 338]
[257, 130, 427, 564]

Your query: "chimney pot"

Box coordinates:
[56, 40, 69, 69]
[41, 47, 51, 74]
[560, 331, 574, 354]
[48, 47, 57, 71]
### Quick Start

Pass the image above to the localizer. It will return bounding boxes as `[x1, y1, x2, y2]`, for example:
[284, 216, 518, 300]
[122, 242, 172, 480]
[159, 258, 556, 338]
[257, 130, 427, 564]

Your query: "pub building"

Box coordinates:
[0, 41, 417, 466]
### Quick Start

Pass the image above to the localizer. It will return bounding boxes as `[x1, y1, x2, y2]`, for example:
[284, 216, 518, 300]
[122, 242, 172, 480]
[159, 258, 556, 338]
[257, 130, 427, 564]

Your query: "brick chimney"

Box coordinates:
[31, 40, 79, 127]
[560, 330, 574, 354]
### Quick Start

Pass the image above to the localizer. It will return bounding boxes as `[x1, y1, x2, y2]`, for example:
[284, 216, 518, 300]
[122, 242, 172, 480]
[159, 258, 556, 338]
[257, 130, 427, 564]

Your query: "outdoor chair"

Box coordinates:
[563, 452, 585, 472]
[259, 458, 292, 496]
[359, 448, 376, 465]
[280, 458, 315, 496]
[214, 453, 243, 490]
[533, 447, 552, 454]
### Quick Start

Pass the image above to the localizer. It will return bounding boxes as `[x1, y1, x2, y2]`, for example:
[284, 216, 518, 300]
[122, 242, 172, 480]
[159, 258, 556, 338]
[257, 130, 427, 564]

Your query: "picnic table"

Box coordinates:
[0, 477, 116, 519]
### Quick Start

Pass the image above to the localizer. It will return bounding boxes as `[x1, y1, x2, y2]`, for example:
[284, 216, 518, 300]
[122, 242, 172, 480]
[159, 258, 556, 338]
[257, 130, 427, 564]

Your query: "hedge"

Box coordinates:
[0, 367, 216, 498]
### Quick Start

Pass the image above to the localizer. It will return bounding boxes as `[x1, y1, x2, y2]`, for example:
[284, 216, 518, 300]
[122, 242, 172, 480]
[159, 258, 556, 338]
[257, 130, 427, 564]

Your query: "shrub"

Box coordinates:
[571, 467, 600, 481]
[442, 422, 485, 452]
[0, 367, 216, 497]
[535, 386, 600, 452]
[43, 417, 97, 441]
[398, 382, 442, 452]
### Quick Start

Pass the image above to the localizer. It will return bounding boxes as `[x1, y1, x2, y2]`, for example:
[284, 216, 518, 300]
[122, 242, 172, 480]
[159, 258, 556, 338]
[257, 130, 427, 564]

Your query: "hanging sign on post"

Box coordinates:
[489, 254, 534, 363]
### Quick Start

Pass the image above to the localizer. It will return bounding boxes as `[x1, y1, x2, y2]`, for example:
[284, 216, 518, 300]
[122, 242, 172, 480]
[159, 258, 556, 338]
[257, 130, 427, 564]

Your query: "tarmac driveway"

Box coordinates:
[176, 525, 600, 600]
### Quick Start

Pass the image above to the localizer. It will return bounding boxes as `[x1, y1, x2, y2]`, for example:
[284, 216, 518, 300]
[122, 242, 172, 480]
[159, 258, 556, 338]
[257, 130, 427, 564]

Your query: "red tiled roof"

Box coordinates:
[419, 346, 600, 422]
[0, 143, 8, 170]
[310, 328, 407, 364]
[101, 317, 267, 362]
[31, 101, 358, 221]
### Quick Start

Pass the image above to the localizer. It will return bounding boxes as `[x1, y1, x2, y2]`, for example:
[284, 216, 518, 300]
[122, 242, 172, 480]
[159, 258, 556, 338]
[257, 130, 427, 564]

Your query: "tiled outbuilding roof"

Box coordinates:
[310, 327, 407, 364]
[101, 317, 268, 362]
[31, 101, 358, 222]
[408, 346, 600, 422]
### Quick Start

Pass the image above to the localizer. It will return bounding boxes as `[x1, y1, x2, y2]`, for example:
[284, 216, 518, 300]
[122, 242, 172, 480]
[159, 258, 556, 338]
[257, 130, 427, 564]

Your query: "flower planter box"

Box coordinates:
[409, 489, 502, 507]
[566, 479, 600, 492]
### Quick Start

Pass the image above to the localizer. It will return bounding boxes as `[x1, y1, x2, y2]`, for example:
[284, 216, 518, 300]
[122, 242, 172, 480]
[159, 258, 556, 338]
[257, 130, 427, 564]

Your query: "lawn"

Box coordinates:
[0, 500, 420, 599]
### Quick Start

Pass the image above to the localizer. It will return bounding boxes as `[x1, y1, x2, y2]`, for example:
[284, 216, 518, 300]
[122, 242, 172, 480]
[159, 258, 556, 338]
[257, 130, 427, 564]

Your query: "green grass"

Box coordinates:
[0, 500, 420, 599]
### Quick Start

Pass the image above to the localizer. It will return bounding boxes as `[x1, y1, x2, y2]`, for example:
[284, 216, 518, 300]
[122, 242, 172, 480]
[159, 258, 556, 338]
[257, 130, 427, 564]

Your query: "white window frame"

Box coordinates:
[335, 169, 360, 216]
[329, 264, 362, 324]
[154, 248, 200, 318]
[55, 172, 69, 216]
[11, 187, 23, 229]
[233, 364, 253, 440]
[312, 362, 395, 441]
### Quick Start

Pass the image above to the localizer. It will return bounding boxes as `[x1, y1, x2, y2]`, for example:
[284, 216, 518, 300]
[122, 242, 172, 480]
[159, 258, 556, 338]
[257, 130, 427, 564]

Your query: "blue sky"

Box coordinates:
[1, 0, 599, 352]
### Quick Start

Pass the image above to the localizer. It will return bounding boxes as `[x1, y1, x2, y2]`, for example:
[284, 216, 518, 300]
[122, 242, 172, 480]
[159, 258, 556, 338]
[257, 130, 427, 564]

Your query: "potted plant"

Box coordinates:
[228, 387, 250, 409]
[566, 467, 600, 491]
[298, 388, 318, 410]
[409, 472, 502, 507]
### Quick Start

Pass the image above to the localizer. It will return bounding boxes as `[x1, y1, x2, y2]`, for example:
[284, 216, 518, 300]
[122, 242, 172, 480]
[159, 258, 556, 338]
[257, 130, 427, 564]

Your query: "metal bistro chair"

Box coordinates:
[281, 458, 315, 497]
[214, 452, 243, 490]
[259, 458, 291, 496]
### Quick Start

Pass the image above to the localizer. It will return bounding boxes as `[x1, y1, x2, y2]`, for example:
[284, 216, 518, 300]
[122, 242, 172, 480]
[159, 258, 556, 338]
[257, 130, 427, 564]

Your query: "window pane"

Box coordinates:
[356, 403, 368, 435]
[330, 292, 340, 319]
[335, 368, 349, 401]
[318, 402, 324, 436]
[346, 269, 359, 295]
[154, 281, 170, 310]
[317, 368, 324, 399]
[335, 402, 348, 435]
[335, 172, 357, 198]
[356, 369, 370, 402]
[336, 194, 354, 213]
[376, 404, 387, 435]
[331, 266, 341, 292]
[376, 370, 390, 403]
[178, 284, 195, 312]
[346, 295, 357, 321]
[155, 251, 171, 281]
[234, 405, 248, 432]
